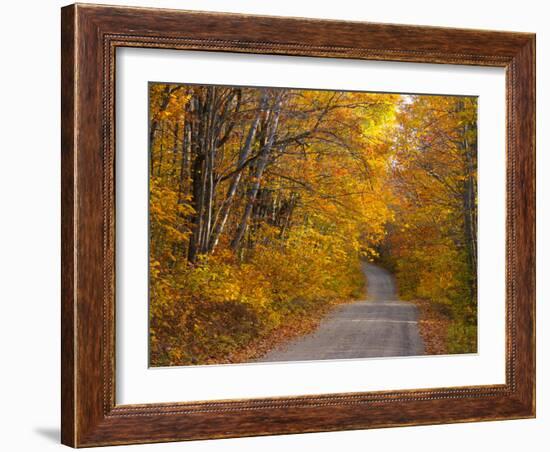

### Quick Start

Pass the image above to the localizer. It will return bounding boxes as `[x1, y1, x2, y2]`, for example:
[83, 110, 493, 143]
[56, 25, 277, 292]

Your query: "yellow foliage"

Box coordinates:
[147, 84, 478, 364]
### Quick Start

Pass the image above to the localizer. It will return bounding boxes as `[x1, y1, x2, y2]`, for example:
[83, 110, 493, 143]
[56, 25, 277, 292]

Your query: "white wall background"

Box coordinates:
[0, 1, 545, 450]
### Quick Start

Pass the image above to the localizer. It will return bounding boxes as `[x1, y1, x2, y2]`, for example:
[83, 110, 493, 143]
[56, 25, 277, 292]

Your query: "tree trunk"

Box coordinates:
[208, 89, 269, 252]
[231, 93, 283, 252]
[170, 122, 180, 177]
[177, 119, 191, 201]
[150, 85, 180, 172]
[187, 95, 205, 263]
[188, 152, 205, 263]
[462, 121, 478, 299]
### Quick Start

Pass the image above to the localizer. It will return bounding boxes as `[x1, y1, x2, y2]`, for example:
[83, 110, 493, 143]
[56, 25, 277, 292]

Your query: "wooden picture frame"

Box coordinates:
[61, 3, 535, 447]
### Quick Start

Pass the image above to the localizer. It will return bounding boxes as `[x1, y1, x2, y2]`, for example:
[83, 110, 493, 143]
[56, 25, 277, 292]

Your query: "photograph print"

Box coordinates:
[148, 82, 478, 367]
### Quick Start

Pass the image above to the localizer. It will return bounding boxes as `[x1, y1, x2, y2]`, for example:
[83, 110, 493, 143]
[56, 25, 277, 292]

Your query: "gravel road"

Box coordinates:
[257, 263, 425, 362]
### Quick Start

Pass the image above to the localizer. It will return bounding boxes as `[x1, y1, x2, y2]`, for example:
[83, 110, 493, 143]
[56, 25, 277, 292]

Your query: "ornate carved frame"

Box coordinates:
[61, 3, 535, 447]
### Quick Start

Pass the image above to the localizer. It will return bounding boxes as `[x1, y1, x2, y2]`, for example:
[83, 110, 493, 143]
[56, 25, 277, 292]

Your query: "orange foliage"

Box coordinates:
[148, 85, 478, 365]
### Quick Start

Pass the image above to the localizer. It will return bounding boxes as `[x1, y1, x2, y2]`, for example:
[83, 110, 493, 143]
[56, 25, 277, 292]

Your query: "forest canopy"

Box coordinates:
[148, 83, 478, 366]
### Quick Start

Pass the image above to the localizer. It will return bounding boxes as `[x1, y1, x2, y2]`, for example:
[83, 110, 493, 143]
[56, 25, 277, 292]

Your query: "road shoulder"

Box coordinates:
[411, 299, 451, 355]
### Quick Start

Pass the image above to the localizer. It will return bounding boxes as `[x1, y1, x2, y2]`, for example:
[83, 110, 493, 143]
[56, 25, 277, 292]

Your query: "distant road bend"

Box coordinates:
[258, 263, 425, 362]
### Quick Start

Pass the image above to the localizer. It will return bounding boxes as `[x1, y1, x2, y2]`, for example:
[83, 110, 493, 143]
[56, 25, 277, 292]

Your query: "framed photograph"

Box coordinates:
[61, 3, 535, 447]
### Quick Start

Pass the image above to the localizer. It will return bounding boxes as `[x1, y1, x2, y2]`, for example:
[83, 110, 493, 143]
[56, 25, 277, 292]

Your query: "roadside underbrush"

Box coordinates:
[150, 244, 365, 367]
[377, 250, 477, 355]
[412, 299, 452, 355]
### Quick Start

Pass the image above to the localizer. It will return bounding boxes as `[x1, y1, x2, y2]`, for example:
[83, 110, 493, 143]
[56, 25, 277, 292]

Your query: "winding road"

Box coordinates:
[257, 263, 424, 362]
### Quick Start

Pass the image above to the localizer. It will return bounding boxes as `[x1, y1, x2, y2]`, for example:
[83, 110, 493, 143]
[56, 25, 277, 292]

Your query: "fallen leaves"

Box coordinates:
[412, 299, 452, 355]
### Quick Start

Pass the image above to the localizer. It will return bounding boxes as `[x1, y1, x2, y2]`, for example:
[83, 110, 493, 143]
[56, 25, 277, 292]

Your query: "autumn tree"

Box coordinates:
[148, 83, 478, 365]
[380, 95, 478, 353]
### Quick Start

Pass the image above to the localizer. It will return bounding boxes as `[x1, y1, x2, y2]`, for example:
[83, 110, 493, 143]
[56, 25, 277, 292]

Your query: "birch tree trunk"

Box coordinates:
[231, 92, 284, 252]
[208, 89, 269, 252]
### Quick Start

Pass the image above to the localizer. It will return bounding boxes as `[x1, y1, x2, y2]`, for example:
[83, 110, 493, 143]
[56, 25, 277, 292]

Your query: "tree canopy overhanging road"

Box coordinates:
[148, 85, 477, 366]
